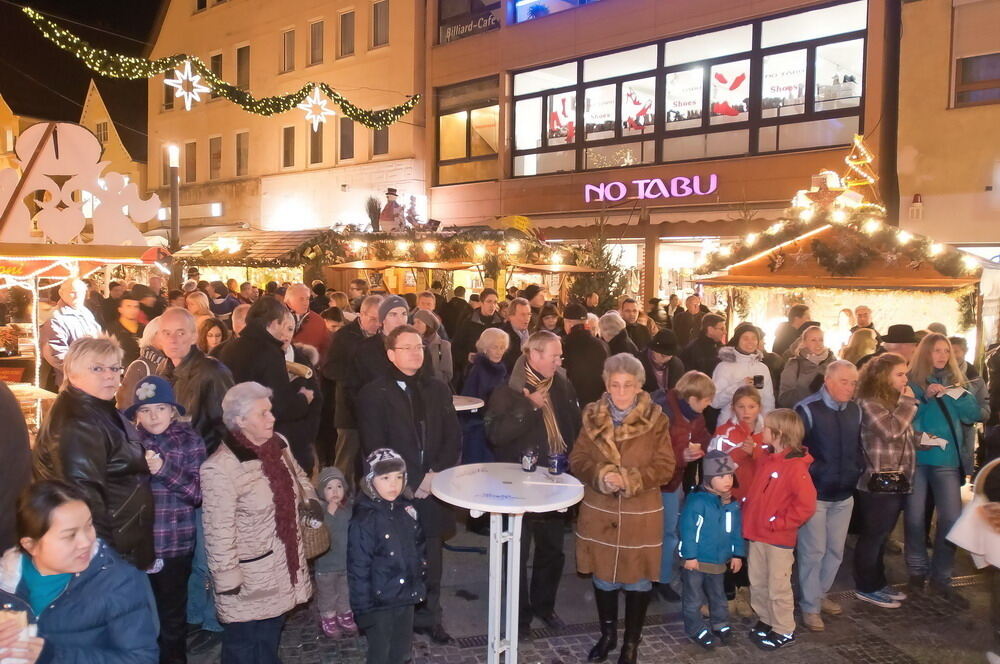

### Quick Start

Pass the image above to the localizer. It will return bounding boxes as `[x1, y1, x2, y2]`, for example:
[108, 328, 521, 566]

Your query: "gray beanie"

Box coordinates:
[378, 295, 408, 323]
[412, 309, 441, 337]
[702, 450, 738, 483]
[317, 466, 349, 497]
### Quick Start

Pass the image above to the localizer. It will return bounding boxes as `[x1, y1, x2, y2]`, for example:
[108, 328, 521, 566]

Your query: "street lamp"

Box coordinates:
[167, 144, 181, 286]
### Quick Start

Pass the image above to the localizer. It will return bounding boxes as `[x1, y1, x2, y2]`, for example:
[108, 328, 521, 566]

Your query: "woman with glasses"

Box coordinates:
[33, 335, 155, 570]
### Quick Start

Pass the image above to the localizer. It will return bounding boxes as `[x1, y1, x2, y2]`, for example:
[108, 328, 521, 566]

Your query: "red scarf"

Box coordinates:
[227, 429, 301, 585]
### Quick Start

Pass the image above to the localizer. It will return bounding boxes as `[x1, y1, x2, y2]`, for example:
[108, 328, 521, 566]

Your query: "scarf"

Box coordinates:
[605, 393, 638, 427]
[391, 366, 427, 425]
[524, 361, 567, 456]
[227, 428, 301, 585]
[804, 348, 831, 365]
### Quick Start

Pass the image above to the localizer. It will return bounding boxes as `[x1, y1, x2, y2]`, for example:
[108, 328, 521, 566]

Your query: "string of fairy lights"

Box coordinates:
[21, 6, 420, 131]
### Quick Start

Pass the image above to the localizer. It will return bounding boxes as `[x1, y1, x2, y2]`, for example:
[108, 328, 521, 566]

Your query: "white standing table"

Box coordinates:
[452, 395, 485, 412]
[432, 463, 583, 664]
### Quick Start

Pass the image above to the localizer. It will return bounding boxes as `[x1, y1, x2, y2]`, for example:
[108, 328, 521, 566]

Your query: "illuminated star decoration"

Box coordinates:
[297, 87, 336, 132]
[804, 180, 843, 210]
[164, 60, 210, 111]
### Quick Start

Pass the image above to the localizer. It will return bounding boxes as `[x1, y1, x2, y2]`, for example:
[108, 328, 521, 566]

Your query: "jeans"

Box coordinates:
[659, 487, 684, 586]
[681, 568, 728, 637]
[796, 496, 854, 614]
[186, 508, 222, 632]
[904, 464, 963, 585]
[519, 512, 566, 626]
[360, 605, 414, 664]
[853, 491, 906, 593]
[221, 614, 285, 664]
[149, 554, 193, 664]
[594, 577, 653, 592]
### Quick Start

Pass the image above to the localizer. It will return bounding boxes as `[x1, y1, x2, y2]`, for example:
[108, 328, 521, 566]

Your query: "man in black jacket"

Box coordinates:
[451, 288, 504, 384]
[679, 313, 726, 378]
[620, 298, 652, 351]
[772, 304, 812, 357]
[485, 331, 581, 634]
[561, 302, 608, 408]
[357, 325, 461, 645]
[672, 295, 705, 347]
[441, 286, 472, 338]
[640, 329, 685, 393]
[501, 297, 532, 372]
[105, 290, 144, 366]
[0, 380, 31, 551]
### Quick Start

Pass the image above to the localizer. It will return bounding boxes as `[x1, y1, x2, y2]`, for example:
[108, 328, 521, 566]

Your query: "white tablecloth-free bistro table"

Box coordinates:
[432, 463, 583, 664]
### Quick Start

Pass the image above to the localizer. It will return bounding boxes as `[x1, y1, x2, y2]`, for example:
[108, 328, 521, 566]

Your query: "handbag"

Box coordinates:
[281, 447, 331, 559]
[861, 424, 911, 494]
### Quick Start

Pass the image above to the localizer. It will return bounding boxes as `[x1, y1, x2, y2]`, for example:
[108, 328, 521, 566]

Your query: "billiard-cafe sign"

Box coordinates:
[583, 173, 718, 203]
[440, 10, 501, 44]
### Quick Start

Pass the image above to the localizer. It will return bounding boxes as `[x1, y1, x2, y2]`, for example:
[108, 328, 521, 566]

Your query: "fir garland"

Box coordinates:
[23, 7, 419, 130]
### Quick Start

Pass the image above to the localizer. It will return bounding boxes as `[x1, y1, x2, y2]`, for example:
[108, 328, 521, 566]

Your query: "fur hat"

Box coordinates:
[378, 295, 408, 323]
[362, 448, 407, 499]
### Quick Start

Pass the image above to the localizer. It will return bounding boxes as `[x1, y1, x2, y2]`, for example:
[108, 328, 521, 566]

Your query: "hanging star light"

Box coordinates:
[297, 87, 336, 132]
[164, 60, 210, 111]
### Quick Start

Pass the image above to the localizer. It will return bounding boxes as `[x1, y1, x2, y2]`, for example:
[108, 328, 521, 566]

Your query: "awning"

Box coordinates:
[0, 244, 170, 284]
[509, 263, 603, 274]
[327, 260, 480, 271]
[172, 229, 325, 265]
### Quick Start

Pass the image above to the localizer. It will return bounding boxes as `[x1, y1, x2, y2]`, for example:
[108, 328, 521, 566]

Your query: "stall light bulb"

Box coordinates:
[395, 240, 411, 253]
[863, 218, 881, 234]
[929, 243, 945, 256]
[349, 240, 367, 253]
[719, 246, 732, 257]
[962, 255, 979, 271]
[897, 230, 913, 244]
[765, 222, 785, 235]
[831, 209, 848, 223]
[745, 233, 759, 246]
[422, 241, 438, 254]
[473, 244, 486, 258]
[552, 252, 564, 264]
[799, 208, 815, 222]
[506, 241, 521, 254]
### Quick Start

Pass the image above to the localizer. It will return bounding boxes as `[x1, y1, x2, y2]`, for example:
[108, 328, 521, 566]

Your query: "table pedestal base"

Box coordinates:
[488, 512, 523, 664]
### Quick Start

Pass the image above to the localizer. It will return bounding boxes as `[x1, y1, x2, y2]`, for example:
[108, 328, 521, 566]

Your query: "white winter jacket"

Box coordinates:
[711, 346, 775, 424]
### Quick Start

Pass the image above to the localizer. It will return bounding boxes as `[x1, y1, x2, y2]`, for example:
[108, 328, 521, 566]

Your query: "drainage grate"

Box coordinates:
[832, 632, 919, 664]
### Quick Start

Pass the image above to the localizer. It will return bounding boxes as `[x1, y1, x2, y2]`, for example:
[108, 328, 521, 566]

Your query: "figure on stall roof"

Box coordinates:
[379, 188, 406, 232]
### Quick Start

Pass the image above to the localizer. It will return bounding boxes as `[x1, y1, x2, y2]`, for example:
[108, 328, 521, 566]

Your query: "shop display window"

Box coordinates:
[514, 149, 575, 176]
[584, 85, 616, 141]
[709, 60, 751, 125]
[815, 40, 864, 111]
[546, 91, 577, 145]
[584, 141, 655, 170]
[664, 25, 752, 67]
[513, 0, 601, 24]
[758, 116, 859, 153]
[762, 50, 806, 118]
[663, 130, 749, 161]
[621, 78, 656, 136]
[665, 68, 703, 130]
[513, 62, 576, 96]
[514, 97, 543, 149]
[761, 0, 867, 48]
[584, 45, 657, 82]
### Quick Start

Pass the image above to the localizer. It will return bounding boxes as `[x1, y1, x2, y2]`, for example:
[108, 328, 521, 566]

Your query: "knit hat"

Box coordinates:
[702, 450, 738, 482]
[521, 284, 542, 302]
[317, 466, 350, 498]
[648, 329, 679, 356]
[412, 309, 441, 337]
[564, 302, 588, 321]
[124, 375, 186, 420]
[362, 448, 407, 499]
[378, 295, 408, 323]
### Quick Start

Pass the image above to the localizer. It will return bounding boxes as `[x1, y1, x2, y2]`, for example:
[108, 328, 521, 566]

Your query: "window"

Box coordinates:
[510, 0, 867, 175]
[339, 12, 355, 57]
[514, 0, 601, 24]
[282, 126, 295, 167]
[195, 0, 206, 11]
[281, 30, 295, 73]
[372, 1, 389, 47]
[95, 121, 109, 145]
[163, 75, 175, 110]
[4, 128, 13, 152]
[161, 146, 171, 186]
[310, 124, 323, 164]
[209, 136, 222, 179]
[309, 21, 324, 65]
[184, 141, 197, 182]
[339, 117, 354, 160]
[437, 77, 499, 185]
[955, 53, 1000, 107]
[209, 53, 222, 99]
[438, 0, 500, 44]
[235, 131, 249, 176]
[236, 45, 250, 89]
[373, 127, 389, 155]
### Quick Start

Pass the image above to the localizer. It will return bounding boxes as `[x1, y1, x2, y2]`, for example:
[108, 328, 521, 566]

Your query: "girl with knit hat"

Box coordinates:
[314, 466, 357, 638]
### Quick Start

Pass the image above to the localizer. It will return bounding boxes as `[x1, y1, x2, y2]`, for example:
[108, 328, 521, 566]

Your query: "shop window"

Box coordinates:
[761, 0, 867, 48]
[184, 141, 197, 182]
[195, 0, 207, 11]
[513, 62, 576, 96]
[436, 77, 499, 184]
[546, 91, 577, 145]
[309, 21, 324, 65]
[310, 124, 323, 164]
[339, 117, 354, 160]
[758, 116, 858, 152]
[282, 126, 295, 168]
[514, 97, 543, 150]
[584, 45, 656, 82]
[584, 141, 654, 170]
[815, 40, 864, 111]
[663, 130, 749, 161]
[236, 45, 250, 89]
[664, 25, 752, 67]
[280, 30, 295, 73]
[339, 12, 355, 57]
[955, 53, 1000, 107]
[513, 149, 575, 177]
[209, 136, 222, 179]
[210, 53, 222, 98]
[235, 131, 249, 176]
[584, 85, 615, 141]
[709, 60, 750, 125]
[373, 0, 390, 47]
[161, 146, 171, 186]
[513, 0, 601, 24]
[163, 76, 174, 110]
[762, 50, 806, 118]
[439, 161, 498, 185]
[621, 77, 656, 136]
[470, 106, 499, 156]
[439, 111, 468, 161]
[665, 68, 703, 130]
[373, 126, 389, 156]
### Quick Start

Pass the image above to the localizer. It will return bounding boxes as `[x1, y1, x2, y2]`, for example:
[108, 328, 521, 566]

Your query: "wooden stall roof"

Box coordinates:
[326, 260, 479, 271]
[697, 225, 980, 291]
[510, 263, 604, 274]
[172, 229, 322, 264]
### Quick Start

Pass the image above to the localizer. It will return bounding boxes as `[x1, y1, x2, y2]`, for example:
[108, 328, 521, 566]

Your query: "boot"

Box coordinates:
[588, 589, 619, 662]
[618, 590, 651, 664]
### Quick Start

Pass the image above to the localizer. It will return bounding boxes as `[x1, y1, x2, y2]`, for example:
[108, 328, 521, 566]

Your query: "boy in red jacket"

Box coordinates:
[741, 408, 817, 650]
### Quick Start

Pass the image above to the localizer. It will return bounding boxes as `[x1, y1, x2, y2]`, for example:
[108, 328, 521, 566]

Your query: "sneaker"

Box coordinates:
[758, 630, 797, 650]
[712, 625, 734, 644]
[854, 590, 902, 609]
[337, 612, 358, 635]
[802, 612, 824, 632]
[691, 629, 718, 650]
[820, 598, 843, 615]
[749, 620, 771, 641]
[879, 586, 907, 602]
[928, 582, 971, 610]
[320, 616, 342, 638]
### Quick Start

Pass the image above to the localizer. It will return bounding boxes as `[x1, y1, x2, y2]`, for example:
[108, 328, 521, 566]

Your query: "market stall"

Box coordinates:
[325, 260, 481, 294]
[506, 262, 604, 304]
[171, 229, 332, 286]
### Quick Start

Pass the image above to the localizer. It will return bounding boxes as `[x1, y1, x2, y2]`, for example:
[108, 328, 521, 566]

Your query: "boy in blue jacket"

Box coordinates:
[348, 448, 427, 664]
[679, 450, 745, 649]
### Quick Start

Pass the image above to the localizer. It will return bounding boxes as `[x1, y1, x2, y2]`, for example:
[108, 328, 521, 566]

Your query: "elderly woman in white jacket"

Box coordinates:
[711, 323, 775, 424]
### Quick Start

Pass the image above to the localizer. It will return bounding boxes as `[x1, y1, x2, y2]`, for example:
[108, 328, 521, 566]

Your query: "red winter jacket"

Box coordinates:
[741, 446, 817, 548]
[713, 417, 770, 502]
[293, 310, 331, 361]
[653, 388, 710, 492]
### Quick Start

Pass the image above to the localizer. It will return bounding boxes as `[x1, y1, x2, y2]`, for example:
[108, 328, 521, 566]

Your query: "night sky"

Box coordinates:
[0, 0, 161, 119]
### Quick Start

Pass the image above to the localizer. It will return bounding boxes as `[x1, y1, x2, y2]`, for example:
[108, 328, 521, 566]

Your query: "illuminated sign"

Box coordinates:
[440, 10, 501, 44]
[584, 174, 718, 203]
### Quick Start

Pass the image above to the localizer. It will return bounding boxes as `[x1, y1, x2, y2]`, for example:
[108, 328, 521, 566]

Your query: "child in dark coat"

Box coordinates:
[679, 450, 745, 649]
[348, 448, 427, 664]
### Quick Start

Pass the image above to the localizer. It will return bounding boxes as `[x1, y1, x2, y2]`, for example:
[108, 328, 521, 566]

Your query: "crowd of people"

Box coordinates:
[2, 270, 999, 664]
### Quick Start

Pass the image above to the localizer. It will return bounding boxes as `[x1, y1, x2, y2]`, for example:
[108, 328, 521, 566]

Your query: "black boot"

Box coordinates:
[588, 589, 619, 662]
[618, 590, 651, 664]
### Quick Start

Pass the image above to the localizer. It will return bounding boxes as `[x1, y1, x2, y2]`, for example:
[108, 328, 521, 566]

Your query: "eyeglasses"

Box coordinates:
[89, 365, 124, 375]
[393, 344, 425, 352]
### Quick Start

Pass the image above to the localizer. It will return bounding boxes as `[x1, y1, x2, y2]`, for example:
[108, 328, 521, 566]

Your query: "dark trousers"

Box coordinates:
[519, 512, 566, 625]
[361, 605, 414, 664]
[853, 491, 906, 593]
[681, 568, 728, 637]
[220, 614, 285, 664]
[723, 557, 749, 599]
[148, 553, 193, 664]
[414, 536, 443, 629]
[992, 567, 1000, 651]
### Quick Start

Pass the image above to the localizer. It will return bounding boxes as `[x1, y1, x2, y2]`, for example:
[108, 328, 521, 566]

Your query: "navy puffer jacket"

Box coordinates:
[347, 492, 427, 616]
[0, 540, 158, 663]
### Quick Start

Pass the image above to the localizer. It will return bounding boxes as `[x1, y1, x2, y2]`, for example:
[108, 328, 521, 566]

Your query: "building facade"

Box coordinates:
[897, 0, 1000, 258]
[425, 0, 896, 300]
[145, 0, 427, 243]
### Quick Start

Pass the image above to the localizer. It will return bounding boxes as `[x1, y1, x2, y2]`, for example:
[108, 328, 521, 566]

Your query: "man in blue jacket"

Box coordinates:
[794, 360, 863, 632]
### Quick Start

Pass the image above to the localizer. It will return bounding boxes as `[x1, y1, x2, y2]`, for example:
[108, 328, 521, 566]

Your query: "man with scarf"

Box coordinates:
[485, 330, 582, 634]
[357, 325, 462, 646]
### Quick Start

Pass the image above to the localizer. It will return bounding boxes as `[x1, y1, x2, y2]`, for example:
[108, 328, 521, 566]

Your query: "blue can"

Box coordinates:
[548, 453, 568, 475]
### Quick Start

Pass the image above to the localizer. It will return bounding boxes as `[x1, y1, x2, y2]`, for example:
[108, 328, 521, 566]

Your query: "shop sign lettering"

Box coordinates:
[440, 10, 501, 44]
[584, 174, 719, 203]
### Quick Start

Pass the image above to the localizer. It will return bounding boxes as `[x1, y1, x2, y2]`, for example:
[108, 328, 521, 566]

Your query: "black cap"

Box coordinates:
[564, 302, 588, 321]
[648, 329, 679, 356]
[882, 324, 917, 344]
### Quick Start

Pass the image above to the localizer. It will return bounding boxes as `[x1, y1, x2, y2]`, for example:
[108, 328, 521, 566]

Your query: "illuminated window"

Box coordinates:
[513, 0, 601, 24]
[436, 77, 499, 185]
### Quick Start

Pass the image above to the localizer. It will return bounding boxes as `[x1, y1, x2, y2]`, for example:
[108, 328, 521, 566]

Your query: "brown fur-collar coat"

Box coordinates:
[570, 391, 675, 585]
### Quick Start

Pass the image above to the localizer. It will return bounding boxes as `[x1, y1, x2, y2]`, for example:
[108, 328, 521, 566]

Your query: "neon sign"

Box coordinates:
[584, 174, 718, 203]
